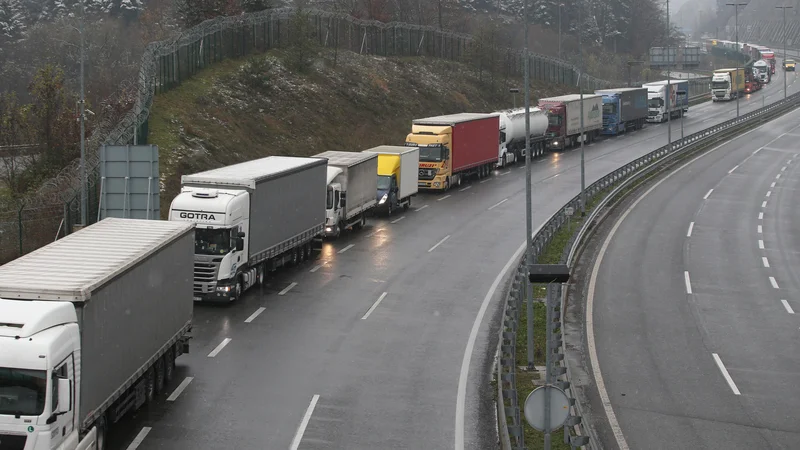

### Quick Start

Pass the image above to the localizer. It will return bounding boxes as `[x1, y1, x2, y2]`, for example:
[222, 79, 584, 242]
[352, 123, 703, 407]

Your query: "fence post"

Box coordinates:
[17, 201, 25, 256]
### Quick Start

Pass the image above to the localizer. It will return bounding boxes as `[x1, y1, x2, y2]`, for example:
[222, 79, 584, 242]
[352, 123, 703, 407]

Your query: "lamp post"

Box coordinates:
[776, 5, 793, 99]
[558, 3, 564, 59]
[79, 0, 87, 226]
[579, 1, 586, 213]
[727, 2, 747, 117]
[523, 0, 535, 376]
[666, 0, 672, 150]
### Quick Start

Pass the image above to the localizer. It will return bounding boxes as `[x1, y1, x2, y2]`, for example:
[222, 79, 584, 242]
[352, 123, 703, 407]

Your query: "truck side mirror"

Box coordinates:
[57, 378, 72, 414]
[236, 238, 244, 252]
[237, 231, 245, 238]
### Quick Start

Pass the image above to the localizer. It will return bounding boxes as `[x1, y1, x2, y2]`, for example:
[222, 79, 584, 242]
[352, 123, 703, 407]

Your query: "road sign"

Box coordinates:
[524, 385, 570, 431]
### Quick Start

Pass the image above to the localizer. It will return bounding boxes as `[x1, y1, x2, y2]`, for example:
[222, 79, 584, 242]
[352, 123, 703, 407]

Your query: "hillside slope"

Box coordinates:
[149, 49, 575, 215]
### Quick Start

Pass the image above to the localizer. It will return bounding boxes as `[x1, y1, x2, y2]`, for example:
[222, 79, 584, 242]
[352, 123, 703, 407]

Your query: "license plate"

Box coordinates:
[193, 296, 202, 302]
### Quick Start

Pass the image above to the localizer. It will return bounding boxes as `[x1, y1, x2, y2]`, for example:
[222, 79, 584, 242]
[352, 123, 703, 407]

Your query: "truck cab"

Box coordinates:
[784, 59, 796, 71]
[406, 137, 450, 190]
[324, 170, 345, 237]
[0, 301, 83, 450]
[646, 87, 667, 123]
[543, 105, 567, 149]
[711, 72, 735, 101]
[169, 187, 249, 302]
[376, 173, 399, 211]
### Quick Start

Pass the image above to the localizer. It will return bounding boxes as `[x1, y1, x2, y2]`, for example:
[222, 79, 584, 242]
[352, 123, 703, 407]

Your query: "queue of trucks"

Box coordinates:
[2, 38, 780, 450]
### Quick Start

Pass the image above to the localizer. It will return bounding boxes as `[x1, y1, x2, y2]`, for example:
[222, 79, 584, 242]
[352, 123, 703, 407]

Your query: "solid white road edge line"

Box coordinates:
[684, 271, 693, 294]
[781, 299, 795, 314]
[244, 307, 266, 323]
[338, 244, 355, 254]
[770, 276, 780, 289]
[712, 353, 742, 395]
[438, 195, 452, 201]
[687, 222, 694, 237]
[428, 235, 451, 253]
[290, 394, 320, 450]
[391, 216, 406, 224]
[166, 377, 194, 402]
[704, 189, 714, 200]
[361, 292, 388, 320]
[125, 427, 153, 450]
[207, 338, 231, 358]
[278, 282, 298, 296]
[762, 257, 770, 268]
[582, 126, 774, 450]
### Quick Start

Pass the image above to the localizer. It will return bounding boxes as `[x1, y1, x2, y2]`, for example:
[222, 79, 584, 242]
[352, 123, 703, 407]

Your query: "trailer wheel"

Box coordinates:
[257, 265, 265, 286]
[154, 357, 165, 394]
[144, 367, 155, 404]
[95, 415, 107, 450]
[164, 347, 175, 383]
[403, 197, 410, 210]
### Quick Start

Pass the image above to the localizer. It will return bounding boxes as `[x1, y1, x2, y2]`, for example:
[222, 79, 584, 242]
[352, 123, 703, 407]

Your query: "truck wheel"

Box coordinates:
[403, 198, 410, 210]
[257, 266, 265, 286]
[234, 277, 243, 300]
[154, 358, 165, 394]
[95, 415, 107, 450]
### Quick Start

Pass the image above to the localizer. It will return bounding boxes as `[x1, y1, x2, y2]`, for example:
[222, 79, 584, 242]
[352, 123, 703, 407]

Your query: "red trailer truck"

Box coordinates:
[405, 113, 499, 191]
[538, 94, 603, 150]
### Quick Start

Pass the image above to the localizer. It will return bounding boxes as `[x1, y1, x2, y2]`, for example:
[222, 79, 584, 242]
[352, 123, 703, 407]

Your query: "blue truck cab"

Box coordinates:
[596, 87, 649, 135]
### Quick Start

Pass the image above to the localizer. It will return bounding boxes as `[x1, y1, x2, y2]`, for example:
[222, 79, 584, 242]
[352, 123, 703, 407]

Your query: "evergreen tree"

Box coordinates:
[0, 0, 27, 42]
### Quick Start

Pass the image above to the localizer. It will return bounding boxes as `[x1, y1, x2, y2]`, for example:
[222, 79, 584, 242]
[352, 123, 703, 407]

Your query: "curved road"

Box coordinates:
[587, 94, 800, 448]
[107, 68, 798, 449]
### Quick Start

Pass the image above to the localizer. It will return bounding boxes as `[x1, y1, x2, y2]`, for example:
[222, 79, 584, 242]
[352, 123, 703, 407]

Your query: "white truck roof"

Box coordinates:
[182, 156, 327, 190]
[314, 151, 376, 168]
[363, 145, 416, 155]
[0, 300, 77, 338]
[412, 113, 495, 125]
[539, 94, 601, 102]
[0, 218, 194, 302]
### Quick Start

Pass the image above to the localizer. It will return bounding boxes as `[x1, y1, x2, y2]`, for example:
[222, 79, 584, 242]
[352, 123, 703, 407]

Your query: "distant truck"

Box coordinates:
[493, 107, 548, 167]
[0, 218, 194, 450]
[406, 113, 499, 191]
[362, 145, 419, 214]
[538, 94, 603, 149]
[594, 88, 648, 135]
[784, 59, 796, 71]
[169, 156, 327, 302]
[313, 151, 378, 237]
[711, 68, 746, 101]
[754, 60, 771, 83]
[643, 80, 689, 123]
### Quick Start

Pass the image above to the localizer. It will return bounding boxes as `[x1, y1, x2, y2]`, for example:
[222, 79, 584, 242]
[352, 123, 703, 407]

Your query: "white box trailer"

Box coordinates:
[0, 218, 194, 450]
[314, 151, 379, 238]
[362, 145, 419, 214]
[538, 94, 603, 150]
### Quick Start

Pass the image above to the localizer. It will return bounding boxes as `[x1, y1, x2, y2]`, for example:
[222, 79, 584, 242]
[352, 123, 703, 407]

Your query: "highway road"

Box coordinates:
[586, 91, 800, 448]
[106, 67, 800, 450]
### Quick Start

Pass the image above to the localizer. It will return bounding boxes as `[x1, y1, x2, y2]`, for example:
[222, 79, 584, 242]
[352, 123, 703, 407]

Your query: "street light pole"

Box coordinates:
[558, 4, 563, 59]
[727, 2, 747, 117]
[776, 5, 793, 99]
[579, 1, 586, 214]
[666, 0, 672, 149]
[79, 0, 87, 226]
[523, 0, 535, 375]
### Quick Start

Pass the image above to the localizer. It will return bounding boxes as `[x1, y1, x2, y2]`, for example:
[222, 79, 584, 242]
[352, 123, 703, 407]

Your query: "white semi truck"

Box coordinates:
[644, 80, 689, 123]
[493, 107, 549, 167]
[0, 218, 194, 450]
[313, 151, 378, 238]
[169, 156, 327, 302]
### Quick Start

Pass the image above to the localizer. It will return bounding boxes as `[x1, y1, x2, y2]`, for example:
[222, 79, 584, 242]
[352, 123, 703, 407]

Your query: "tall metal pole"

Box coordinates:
[579, 2, 586, 214]
[776, 5, 793, 99]
[666, 0, 672, 150]
[79, 0, 87, 226]
[558, 4, 562, 59]
[524, 0, 535, 371]
[726, 3, 746, 117]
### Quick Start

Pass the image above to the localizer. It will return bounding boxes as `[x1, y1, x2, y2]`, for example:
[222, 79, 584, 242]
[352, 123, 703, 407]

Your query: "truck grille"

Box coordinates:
[418, 168, 436, 180]
[0, 433, 26, 450]
[193, 256, 222, 294]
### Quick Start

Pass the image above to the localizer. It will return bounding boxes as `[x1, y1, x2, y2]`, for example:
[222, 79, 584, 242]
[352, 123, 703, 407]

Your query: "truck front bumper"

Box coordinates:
[546, 139, 564, 150]
[323, 224, 340, 237]
[418, 176, 446, 190]
[193, 281, 235, 302]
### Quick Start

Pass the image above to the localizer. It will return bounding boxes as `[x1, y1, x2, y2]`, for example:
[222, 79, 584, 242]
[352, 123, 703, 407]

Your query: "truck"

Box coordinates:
[744, 67, 762, 93]
[783, 58, 796, 71]
[169, 156, 327, 302]
[0, 217, 194, 450]
[537, 94, 603, 150]
[362, 145, 419, 215]
[711, 68, 746, 101]
[313, 151, 378, 237]
[754, 59, 771, 83]
[643, 80, 689, 123]
[406, 113, 499, 191]
[492, 107, 548, 168]
[594, 88, 648, 135]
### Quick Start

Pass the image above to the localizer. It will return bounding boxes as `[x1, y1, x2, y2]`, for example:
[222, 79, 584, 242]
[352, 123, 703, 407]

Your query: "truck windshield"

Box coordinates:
[711, 81, 729, 89]
[195, 228, 232, 255]
[548, 115, 562, 126]
[377, 175, 392, 190]
[0, 367, 47, 416]
[602, 103, 617, 115]
[418, 146, 444, 162]
[648, 98, 663, 108]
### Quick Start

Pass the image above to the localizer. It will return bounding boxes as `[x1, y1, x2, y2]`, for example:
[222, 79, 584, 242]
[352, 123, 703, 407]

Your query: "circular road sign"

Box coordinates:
[523, 385, 570, 432]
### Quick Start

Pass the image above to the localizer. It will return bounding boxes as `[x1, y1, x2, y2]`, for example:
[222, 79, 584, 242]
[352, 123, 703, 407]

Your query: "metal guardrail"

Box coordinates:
[495, 77, 800, 450]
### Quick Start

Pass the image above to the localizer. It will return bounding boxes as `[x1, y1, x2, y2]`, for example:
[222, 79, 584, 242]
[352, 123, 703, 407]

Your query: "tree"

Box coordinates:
[0, 0, 28, 44]
[0, 92, 37, 196]
[286, 7, 319, 73]
[241, 0, 271, 13]
[28, 65, 79, 169]
[175, 0, 242, 28]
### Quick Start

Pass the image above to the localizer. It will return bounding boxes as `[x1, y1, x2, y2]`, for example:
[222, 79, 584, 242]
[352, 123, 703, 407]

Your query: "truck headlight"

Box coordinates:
[217, 286, 231, 292]
[379, 193, 388, 205]
[325, 227, 332, 232]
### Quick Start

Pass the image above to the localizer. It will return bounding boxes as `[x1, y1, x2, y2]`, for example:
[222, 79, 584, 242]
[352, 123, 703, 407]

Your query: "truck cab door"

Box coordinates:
[49, 358, 76, 449]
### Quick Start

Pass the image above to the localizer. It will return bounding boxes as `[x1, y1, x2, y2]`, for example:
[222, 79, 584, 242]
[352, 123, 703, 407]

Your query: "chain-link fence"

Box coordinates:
[0, 7, 654, 263]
